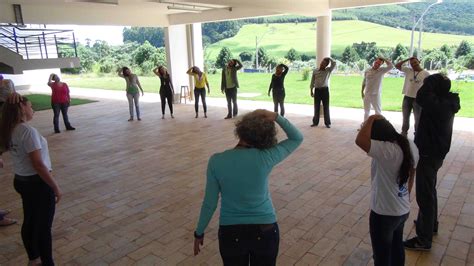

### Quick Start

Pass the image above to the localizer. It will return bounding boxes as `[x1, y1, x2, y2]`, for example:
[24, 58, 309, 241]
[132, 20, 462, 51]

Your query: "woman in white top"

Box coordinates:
[355, 115, 416, 266]
[0, 94, 62, 266]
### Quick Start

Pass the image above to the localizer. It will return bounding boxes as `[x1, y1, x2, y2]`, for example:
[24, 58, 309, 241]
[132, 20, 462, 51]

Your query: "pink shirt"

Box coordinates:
[50, 82, 70, 104]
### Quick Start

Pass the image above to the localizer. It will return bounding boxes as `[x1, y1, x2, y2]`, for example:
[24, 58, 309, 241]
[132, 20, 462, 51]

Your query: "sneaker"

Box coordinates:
[54, 129, 60, 133]
[404, 237, 431, 251]
[311, 124, 318, 127]
[137, 118, 142, 121]
[413, 220, 438, 235]
[66, 126, 76, 131]
[224, 115, 232, 119]
[128, 118, 134, 121]
[325, 124, 331, 128]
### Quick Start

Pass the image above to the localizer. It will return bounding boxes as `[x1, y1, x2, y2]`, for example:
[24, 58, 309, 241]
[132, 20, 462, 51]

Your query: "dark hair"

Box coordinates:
[424, 73, 451, 96]
[0, 96, 29, 152]
[122, 67, 130, 77]
[371, 119, 414, 188]
[235, 112, 277, 149]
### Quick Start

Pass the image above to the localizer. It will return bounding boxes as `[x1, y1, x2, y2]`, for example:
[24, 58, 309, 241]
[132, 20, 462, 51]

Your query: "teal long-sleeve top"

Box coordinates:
[195, 115, 303, 235]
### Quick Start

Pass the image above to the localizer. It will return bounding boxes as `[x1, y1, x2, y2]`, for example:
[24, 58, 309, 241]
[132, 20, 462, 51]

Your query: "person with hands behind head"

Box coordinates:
[187, 66, 210, 118]
[361, 57, 393, 123]
[310, 57, 336, 128]
[47, 73, 75, 133]
[193, 109, 303, 265]
[118, 67, 144, 121]
[355, 114, 417, 266]
[153, 66, 175, 119]
[395, 57, 430, 137]
[0, 93, 62, 266]
[221, 59, 243, 119]
[268, 64, 289, 117]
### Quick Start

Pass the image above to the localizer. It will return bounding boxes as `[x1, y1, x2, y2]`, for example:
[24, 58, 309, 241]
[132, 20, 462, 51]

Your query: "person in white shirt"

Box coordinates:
[361, 58, 393, 122]
[395, 57, 430, 137]
[356, 115, 417, 266]
[0, 94, 62, 266]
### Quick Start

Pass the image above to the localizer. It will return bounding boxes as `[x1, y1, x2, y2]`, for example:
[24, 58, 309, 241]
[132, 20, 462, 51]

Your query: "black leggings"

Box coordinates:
[160, 92, 173, 115]
[272, 93, 285, 117]
[14, 176, 56, 266]
[194, 88, 207, 113]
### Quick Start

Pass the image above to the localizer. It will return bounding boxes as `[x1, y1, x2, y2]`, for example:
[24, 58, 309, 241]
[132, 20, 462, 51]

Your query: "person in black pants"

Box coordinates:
[268, 64, 289, 116]
[187, 66, 210, 118]
[0, 94, 62, 266]
[221, 59, 243, 119]
[404, 74, 460, 251]
[310, 57, 336, 128]
[153, 66, 174, 119]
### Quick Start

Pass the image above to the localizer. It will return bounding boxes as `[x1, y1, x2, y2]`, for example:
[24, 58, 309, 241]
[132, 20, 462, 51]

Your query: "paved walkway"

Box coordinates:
[0, 87, 472, 265]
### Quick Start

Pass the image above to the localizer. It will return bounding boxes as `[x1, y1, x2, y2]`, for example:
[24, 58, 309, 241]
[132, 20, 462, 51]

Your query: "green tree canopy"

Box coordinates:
[342, 46, 360, 63]
[455, 40, 472, 58]
[285, 48, 300, 62]
[215, 47, 233, 68]
[123, 27, 165, 48]
[391, 43, 409, 62]
[239, 51, 253, 62]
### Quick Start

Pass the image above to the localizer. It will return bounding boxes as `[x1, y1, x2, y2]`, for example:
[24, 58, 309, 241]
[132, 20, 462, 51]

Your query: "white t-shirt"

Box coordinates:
[368, 140, 418, 216]
[363, 62, 393, 96]
[10, 123, 52, 176]
[400, 67, 430, 98]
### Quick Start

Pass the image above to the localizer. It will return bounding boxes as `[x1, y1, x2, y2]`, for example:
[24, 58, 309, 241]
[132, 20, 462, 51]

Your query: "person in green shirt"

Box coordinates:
[118, 67, 144, 121]
[187, 66, 210, 118]
[193, 109, 303, 265]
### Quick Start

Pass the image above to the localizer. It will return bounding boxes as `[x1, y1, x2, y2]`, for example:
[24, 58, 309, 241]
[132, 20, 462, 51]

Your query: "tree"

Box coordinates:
[215, 47, 233, 68]
[123, 27, 165, 48]
[92, 40, 111, 61]
[239, 51, 253, 62]
[455, 40, 472, 58]
[301, 54, 313, 62]
[133, 41, 157, 66]
[352, 42, 377, 61]
[285, 48, 300, 62]
[257, 47, 269, 68]
[391, 43, 409, 62]
[341, 46, 360, 63]
[440, 44, 453, 59]
[202, 21, 242, 45]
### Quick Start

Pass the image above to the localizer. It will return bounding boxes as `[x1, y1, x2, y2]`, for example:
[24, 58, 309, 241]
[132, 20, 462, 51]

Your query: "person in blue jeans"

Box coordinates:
[193, 109, 303, 265]
[356, 115, 417, 266]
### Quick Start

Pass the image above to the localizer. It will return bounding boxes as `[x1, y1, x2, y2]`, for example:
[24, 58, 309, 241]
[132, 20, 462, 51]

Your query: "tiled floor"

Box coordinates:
[0, 95, 473, 265]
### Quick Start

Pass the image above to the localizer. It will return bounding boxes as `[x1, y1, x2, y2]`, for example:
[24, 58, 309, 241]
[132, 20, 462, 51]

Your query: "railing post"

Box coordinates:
[38, 36, 43, 59]
[13, 28, 19, 53]
[42, 32, 48, 59]
[54, 34, 59, 58]
[24, 38, 29, 59]
[72, 32, 78, 57]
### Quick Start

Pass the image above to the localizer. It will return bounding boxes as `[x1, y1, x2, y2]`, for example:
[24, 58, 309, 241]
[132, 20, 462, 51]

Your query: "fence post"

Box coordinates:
[72, 32, 78, 57]
[13, 28, 19, 53]
[24, 38, 29, 59]
[42, 32, 48, 58]
[38, 36, 43, 59]
[54, 34, 59, 58]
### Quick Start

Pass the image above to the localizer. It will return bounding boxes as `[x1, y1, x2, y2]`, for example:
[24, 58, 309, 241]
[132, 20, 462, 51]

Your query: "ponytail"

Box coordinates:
[394, 134, 414, 188]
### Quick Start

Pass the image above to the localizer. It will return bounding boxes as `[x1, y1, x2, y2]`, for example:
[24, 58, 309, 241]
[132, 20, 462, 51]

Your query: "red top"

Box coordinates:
[50, 82, 70, 104]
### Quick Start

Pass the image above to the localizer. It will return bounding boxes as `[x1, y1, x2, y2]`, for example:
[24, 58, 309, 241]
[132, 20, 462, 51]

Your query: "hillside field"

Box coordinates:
[205, 20, 474, 59]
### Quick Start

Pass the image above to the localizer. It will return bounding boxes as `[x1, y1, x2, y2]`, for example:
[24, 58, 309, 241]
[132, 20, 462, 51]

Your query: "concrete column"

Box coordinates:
[165, 23, 203, 102]
[316, 12, 332, 64]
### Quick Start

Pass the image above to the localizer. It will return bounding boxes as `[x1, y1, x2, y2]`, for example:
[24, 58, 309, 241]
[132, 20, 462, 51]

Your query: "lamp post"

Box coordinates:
[255, 27, 274, 70]
[410, 0, 442, 57]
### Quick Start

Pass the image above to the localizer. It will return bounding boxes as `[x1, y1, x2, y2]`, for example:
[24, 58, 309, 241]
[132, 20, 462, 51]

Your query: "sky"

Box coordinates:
[47, 25, 125, 45]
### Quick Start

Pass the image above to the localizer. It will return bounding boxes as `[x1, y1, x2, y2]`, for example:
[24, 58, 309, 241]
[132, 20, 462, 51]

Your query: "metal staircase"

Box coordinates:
[0, 25, 81, 74]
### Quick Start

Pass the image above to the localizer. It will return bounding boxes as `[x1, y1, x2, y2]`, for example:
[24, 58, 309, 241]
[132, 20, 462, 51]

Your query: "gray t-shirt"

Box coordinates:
[10, 123, 52, 176]
[368, 140, 418, 216]
[310, 59, 336, 89]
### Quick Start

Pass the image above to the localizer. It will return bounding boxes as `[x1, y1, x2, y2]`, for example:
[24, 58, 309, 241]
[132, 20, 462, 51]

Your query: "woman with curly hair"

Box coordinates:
[193, 109, 303, 265]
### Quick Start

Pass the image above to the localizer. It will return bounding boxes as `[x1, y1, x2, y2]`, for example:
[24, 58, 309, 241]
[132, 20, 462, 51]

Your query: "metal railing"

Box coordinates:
[0, 25, 77, 60]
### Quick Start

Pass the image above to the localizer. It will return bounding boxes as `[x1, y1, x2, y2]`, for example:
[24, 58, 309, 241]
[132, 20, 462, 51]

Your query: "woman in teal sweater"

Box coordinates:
[193, 109, 303, 265]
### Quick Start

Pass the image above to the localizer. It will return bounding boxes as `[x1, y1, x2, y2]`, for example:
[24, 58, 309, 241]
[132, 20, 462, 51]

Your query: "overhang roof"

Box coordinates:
[0, 0, 418, 26]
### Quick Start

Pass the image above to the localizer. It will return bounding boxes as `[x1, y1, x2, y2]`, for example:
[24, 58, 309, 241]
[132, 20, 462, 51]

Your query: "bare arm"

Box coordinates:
[361, 75, 366, 98]
[47, 74, 55, 87]
[355, 115, 381, 153]
[117, 69, 124, 78]
[328, 58, 337, 72]
[187, 67, 194, 75]
[395, 58, 409, 71]
[234, 59, 243, 70]
[28, 150, 62, 203]
[153, 67, 161, 77]
[136, 75, 144, 95]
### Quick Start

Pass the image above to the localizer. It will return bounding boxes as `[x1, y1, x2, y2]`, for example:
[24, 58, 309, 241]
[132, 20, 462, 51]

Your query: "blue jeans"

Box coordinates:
[52, 103, 72, 131]
[126, 92, 140, 118]
[370, 211, 408, 266]
[218, 223, 279, 266]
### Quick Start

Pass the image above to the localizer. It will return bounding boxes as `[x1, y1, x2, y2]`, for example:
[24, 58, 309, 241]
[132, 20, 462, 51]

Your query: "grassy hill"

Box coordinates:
[205, 20, 474, 59]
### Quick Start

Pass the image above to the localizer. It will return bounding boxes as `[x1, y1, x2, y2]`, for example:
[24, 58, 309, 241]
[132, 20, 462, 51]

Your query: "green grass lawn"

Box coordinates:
[205, 20, 474, 59]
[64, 74, 473, 117]
[26, 94, 96, 111]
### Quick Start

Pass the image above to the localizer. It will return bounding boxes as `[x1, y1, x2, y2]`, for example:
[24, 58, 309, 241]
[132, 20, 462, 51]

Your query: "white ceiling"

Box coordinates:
[0, 0, 419, 27]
